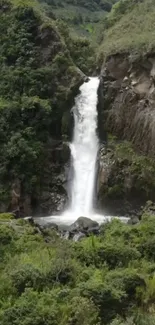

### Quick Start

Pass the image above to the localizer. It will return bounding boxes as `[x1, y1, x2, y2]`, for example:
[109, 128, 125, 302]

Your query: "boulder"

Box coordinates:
[42, 222, 58, 230]
[70, 217, 99, 233]
[128, 215, 140, 225]
[33, 217, 58, 231]
[24, 216, 34, 225]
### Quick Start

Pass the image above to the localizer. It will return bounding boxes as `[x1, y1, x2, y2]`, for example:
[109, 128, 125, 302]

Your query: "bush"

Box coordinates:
[0, 288, 100, 325]
[97, 243, 141, 268]
[0, 224, 16, 263]
[76, 234, 140, 268]
[78, 275, 126, 323]
[0, 213, 14, 220]
[0, 289, 60, 325]
[47, 260, 78, 285]
[0, 224, 15, 246]
[105, 268, 145, 303]
[10, 264, 46, 294]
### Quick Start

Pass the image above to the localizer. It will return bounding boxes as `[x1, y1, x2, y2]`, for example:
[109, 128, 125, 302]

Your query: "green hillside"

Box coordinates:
[1, 211, 155, 325]
[39, 0, 118, 36]
[99, 0, 155, 58]
[1, 1, 155, 325]
[0, 0, 86, 213]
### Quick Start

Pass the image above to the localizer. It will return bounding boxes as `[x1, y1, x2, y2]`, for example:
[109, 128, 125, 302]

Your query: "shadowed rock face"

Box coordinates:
[35, 141, 71, 216]
[97, 53, 155, 215]
[97, 145, 146, 216]
[98, 53, 155, 157]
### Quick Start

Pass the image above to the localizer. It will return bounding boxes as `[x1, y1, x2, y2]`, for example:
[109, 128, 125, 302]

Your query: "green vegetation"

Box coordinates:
[57, 20, 96, 73]
[114, 141, 155, 198]
[39, 0, 118, 37]
[99, 0, 155, 58]
[1, 1, 155, 324]
[0, 0, 86, 212]
[1, 214, 155, 324]
[102, 139, 155, 202]
[0, 213, 14, 220]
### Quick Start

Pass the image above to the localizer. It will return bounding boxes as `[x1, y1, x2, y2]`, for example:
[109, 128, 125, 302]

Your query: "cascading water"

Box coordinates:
[34, 77, 129, 226]
[68, 77, 100, 216]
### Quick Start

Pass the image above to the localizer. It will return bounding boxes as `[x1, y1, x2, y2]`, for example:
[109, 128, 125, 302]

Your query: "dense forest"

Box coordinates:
[1, 0, 155, 324]
[41, 0, 117, 10]
[0, 0, 95, 217]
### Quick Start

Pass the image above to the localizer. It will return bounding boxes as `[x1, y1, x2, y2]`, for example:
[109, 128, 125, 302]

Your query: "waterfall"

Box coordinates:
[68, 77, 100, 216]
[34, 77, 129, 226]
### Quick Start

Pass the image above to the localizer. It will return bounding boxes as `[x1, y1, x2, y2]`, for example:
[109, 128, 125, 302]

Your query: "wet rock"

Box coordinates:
[38, 189, 67, 216]
[73, 232, 86, 242]
[42, 222, 59, 230]
[70, 217, 99, 233]
[24, 216, 34, 225]
[62, 231, 71, 240]
[128, 215, 140, 225]
[33, 217, 59, 231]
[21, 195, 32, 217]
[97, 146, 148, 216]
[87, 226, 100, 235]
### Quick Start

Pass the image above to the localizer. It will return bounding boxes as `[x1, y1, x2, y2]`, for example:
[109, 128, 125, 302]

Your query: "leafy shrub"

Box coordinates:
[97, 243, 141, 268]
[10, 264, 46, 294]
[78, 275, 126, 323]
[0, 213, 14, 220]
[0, 288, 100, 325]
[47, 258, 78, 285]
[0, 224, 15, 245]
[105, 268, 145, 303]
[76, 234, 140, 268]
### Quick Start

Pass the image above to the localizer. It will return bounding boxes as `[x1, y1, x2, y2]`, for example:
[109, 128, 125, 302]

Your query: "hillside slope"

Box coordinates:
[1, 210, 155, 325]
[39, 0, 118, 36]
[97, 0, 155, 212]
[99, 0, 155, 57]
[0, 0, 85, 216]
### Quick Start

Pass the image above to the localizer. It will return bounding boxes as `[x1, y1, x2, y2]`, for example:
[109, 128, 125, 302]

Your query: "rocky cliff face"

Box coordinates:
[0, 0, 85, 217]
[97, 53, 155, 215]
[99, 53, 155, 157]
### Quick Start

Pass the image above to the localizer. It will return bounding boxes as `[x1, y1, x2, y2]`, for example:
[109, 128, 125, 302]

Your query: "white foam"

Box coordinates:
[68, 77, 100, 216]
[34, 214, 129, 226]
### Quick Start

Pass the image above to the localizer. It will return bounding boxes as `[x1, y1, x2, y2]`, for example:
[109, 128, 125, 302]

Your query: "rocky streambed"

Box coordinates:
[30, 214, 140, 242]
[32, 216, 101, 242]
[22, 201, 153, 242]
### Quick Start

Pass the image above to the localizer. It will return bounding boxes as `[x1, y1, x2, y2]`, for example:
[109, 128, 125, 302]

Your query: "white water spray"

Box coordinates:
[34, 77, 129, 226]
[68, 77, 99, 216]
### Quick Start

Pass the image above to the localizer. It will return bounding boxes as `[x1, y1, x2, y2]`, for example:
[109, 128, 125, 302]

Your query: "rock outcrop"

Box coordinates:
[99, 53, 155, 157]
[97, 143, 145, 216]
[36, 140, 71, 216]
[97, 53, 155, 215]
[34, 216, 100, 241]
